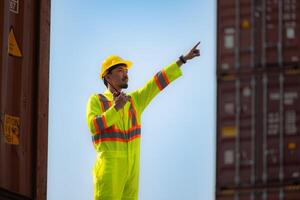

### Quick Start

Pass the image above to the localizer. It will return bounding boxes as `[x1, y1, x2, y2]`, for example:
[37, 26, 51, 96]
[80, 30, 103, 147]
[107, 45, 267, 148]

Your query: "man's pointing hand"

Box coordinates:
[185, 41, 201, 60]
[176, 42, 201, 67]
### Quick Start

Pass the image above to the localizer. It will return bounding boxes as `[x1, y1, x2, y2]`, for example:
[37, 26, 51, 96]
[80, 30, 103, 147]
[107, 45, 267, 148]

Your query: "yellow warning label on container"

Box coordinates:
[8, 27, 22, 57]
[241, 20, 250, 29]
[222, 126, 237, 138]
[220, 189, 235, 195]
[222, 74, 235, 81]
[286, 69, 300, 75]
[3, 114, 20, 145]
[285, 184, 300, 191]
[288, 142, 296, 150]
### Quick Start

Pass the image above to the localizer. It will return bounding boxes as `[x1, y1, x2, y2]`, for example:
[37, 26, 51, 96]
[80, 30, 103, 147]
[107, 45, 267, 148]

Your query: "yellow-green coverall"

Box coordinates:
[86, 62, 182, 200]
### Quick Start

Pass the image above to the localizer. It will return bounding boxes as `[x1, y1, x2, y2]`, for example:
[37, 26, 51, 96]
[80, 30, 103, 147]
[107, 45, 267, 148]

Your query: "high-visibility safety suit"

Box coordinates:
[86, 62, 182, 200]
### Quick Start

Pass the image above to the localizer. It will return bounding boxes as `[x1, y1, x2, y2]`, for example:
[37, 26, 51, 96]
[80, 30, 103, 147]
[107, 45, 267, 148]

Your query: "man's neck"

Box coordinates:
[108, 85, 121, 94]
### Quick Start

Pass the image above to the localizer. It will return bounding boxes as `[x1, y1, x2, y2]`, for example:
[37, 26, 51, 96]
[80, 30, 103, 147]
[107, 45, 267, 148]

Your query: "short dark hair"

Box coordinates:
[103, 63, 126, 88]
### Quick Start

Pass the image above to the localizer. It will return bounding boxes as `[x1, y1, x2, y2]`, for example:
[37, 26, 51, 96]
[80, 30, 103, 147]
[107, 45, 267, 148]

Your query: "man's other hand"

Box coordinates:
[113, 92, 130, 111]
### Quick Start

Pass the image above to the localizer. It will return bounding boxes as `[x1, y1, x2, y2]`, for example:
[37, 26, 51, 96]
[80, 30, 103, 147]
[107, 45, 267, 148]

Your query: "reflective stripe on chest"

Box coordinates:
[92, 94, 140, 144]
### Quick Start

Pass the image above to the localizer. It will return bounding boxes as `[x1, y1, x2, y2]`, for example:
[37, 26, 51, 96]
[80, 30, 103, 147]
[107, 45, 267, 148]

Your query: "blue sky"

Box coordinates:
[48, 0, 216, 199]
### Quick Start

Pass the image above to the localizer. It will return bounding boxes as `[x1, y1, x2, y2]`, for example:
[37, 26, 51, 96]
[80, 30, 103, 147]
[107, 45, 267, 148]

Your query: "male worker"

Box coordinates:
[86, 42, 200, 200]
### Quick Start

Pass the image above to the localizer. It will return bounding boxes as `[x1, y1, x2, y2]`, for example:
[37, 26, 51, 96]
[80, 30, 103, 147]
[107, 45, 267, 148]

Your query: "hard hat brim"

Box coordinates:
[112, 60, 133, 70]
[101, 60, 133, 79]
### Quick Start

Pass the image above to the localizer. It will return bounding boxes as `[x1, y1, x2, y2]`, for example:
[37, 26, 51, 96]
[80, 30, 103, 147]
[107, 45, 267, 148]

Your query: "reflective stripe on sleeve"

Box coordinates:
[94, 115, 108, 131]
[93, 117, 100, 134]
[93, 94, 111, 133]
[154, 69, 170, 91]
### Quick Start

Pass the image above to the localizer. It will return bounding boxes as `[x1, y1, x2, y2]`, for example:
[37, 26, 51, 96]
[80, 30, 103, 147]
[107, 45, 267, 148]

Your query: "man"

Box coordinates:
[86, 42, 200, 200]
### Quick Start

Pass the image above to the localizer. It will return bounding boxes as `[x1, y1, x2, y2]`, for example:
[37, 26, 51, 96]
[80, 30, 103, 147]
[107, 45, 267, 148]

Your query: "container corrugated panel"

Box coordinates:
[0, 0, 50, 199]
[216, 184, 300, 200]
[217, 75, 256, 187]
[217, 0, 300, 75]
[217, 0, 254, 74]
[216, 70, 300, 189]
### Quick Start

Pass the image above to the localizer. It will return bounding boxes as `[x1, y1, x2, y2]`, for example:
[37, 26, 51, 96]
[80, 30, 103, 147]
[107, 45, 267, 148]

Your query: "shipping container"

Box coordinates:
[0, 0, 50, 199]
[217, 0, 300, 75]
[216, 0, 300, 197]
[216, 70, 300, 190]
[216, 184, 300, 200]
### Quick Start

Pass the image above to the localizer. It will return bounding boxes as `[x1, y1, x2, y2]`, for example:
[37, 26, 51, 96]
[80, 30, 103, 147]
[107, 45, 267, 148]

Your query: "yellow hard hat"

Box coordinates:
[100, 55, 133, 79]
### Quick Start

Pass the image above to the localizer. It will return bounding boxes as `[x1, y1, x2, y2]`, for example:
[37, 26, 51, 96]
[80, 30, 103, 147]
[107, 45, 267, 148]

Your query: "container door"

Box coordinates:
[0, 0, 38, 199]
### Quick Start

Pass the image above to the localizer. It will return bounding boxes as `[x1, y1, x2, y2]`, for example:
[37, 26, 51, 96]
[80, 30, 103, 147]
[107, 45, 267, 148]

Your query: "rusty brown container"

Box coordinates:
[216, 70, 300, 190]
[216, 184, 300, 200]
[216, 0, 300, 198]
[217, 0, 300, 75]
[0, 0, 50, 199]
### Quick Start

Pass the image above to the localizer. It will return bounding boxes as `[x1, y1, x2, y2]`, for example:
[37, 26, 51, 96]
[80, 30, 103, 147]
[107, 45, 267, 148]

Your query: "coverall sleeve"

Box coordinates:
[86, 94, 121, 134]
[134, 62, 182, 113]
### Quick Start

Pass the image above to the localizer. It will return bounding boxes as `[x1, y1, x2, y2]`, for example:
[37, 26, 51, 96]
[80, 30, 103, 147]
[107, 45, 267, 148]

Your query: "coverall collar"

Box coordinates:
[103, 89, 114, 101]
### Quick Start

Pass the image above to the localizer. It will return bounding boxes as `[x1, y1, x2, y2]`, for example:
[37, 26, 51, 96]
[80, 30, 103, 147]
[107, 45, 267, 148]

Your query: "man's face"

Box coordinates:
[106, 65, 129, 89]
